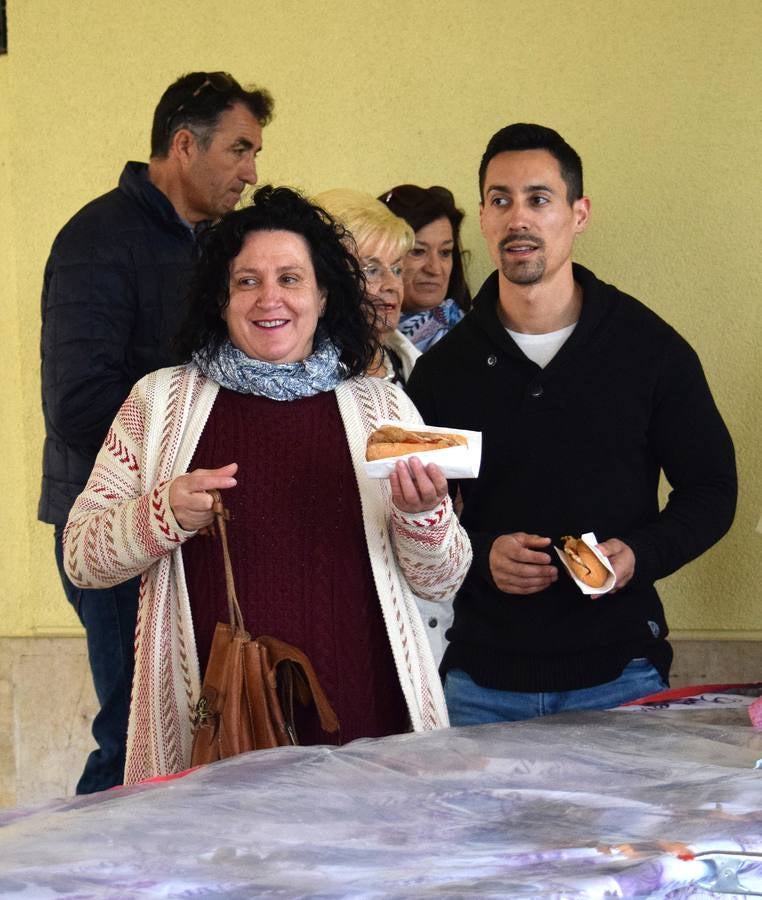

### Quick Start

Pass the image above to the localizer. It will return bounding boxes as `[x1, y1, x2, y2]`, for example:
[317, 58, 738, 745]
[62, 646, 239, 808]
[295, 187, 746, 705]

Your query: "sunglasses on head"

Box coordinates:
[165, 72, 234, 136]
[380, 184, 455, 209]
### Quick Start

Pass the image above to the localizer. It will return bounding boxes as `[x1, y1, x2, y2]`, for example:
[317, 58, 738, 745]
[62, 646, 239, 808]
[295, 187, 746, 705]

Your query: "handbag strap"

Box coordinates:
[204, 490, 340, 737]
[207, 490, 246, 633]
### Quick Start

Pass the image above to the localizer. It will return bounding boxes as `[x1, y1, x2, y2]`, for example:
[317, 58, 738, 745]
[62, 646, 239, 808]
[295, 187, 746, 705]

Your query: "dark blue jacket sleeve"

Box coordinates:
[41, 234, 140, 450]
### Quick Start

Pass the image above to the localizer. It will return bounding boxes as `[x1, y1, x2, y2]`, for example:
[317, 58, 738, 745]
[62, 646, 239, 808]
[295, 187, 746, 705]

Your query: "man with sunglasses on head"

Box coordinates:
[39, 71, 273, 794]
[407, 123, 736, 727]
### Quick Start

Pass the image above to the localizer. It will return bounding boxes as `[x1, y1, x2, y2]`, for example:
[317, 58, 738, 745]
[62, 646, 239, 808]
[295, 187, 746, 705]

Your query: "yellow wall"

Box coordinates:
[1, 0, 760, 638]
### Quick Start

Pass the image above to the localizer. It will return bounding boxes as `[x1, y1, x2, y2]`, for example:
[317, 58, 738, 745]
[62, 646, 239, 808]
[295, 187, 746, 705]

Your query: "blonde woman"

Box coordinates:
[314, 188, 420, 386]
[315, 188, 458, 664]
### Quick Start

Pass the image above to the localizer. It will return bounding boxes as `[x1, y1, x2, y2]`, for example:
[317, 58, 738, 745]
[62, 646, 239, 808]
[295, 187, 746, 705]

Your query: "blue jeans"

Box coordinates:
[444, 659, 668, 726]
[55, 529, 139, 794]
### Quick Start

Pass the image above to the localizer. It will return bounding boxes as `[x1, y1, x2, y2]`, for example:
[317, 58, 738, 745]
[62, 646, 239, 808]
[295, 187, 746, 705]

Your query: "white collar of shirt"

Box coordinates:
[506, 322, 577, 369]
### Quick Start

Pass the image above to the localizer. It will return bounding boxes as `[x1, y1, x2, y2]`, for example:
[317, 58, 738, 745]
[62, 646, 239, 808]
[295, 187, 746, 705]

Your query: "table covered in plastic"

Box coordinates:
[1, 697, 761, 898]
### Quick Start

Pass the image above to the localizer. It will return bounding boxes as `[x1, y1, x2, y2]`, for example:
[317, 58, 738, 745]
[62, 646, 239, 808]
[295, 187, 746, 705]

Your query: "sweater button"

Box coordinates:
[529, 383, 544, 398]
[428, 617, 438, 628]
[487, 355, 497, 367]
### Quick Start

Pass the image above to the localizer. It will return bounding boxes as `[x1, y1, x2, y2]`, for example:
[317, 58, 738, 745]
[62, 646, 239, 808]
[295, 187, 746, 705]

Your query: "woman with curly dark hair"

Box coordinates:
[63, 186, 471, 784]
[379, 184, 471, 352]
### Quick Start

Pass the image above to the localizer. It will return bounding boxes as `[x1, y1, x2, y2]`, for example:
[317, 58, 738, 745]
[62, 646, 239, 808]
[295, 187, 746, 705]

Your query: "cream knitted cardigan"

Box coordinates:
[64, 364, 471, 784]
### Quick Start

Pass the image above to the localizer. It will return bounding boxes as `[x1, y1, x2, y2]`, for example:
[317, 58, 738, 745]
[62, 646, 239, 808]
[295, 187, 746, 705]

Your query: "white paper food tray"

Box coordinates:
[554, 531, 617, 595]
[362, 420, 482, 479]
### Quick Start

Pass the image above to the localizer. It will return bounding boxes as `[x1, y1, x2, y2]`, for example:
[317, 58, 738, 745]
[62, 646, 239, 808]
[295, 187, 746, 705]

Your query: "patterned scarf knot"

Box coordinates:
[193, 332, 346, 401]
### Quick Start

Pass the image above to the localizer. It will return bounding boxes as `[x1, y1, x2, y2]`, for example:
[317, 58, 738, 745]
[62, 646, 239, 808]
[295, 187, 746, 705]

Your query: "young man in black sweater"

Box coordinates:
[406, 124, 737, 724]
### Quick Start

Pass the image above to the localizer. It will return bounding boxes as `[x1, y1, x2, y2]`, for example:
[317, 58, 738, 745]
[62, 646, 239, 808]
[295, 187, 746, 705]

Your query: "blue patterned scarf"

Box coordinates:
[193, 333, 346, 401]
[398, 297, 464, 353]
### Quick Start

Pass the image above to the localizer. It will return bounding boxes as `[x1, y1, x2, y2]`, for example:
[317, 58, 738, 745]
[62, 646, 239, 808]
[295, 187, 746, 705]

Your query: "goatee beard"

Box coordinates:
[500, 257, 545, 285]
[498, 235, 545, 285]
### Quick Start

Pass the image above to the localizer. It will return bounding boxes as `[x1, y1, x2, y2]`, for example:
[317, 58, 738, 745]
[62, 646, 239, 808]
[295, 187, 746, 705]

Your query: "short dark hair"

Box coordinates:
[478, 124, 583, 205]
[150, 71, 274, 158]
[378, 185, 471, 313]
[174, 186, 378, 377]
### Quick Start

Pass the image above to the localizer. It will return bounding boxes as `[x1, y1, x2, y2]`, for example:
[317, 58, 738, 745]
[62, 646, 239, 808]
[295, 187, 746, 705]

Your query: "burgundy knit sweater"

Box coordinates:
[182, 388, 409, 744]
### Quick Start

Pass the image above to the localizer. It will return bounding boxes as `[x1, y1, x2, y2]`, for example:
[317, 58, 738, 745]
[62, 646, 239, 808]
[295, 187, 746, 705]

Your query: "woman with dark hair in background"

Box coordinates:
[379, 185, 471, 352]
[63, 186, 471, 784]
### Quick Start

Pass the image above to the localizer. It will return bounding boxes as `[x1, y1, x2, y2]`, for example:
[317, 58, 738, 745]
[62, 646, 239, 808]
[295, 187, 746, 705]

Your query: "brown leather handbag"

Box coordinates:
[190, 491, 339, 767]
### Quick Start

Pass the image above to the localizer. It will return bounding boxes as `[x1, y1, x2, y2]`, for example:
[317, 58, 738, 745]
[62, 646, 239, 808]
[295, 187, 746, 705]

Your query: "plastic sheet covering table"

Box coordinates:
[1, 704, 761, 898]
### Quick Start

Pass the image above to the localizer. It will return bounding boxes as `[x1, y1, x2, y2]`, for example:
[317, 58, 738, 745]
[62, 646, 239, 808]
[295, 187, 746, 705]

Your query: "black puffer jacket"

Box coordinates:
[39, 162, 203, 526]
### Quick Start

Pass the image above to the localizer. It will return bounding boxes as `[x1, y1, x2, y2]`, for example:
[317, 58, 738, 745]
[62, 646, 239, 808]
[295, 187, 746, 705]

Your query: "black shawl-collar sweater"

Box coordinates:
[407, 264, 736, 692]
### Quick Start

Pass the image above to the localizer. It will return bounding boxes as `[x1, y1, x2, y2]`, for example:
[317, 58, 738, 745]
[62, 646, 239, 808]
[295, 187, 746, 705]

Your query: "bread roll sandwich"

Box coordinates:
[366, 425, 468, 462]
[561, 535, 609, 588]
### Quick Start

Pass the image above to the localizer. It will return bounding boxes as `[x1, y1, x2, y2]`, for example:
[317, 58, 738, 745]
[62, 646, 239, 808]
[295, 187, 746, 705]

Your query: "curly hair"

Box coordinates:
[378, 184, 471, 313]
[174, 186, 379, 377]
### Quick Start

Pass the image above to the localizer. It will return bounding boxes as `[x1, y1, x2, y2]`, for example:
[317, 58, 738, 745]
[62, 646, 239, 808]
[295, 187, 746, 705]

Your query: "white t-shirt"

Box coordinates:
[507, 322, 577, 369]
